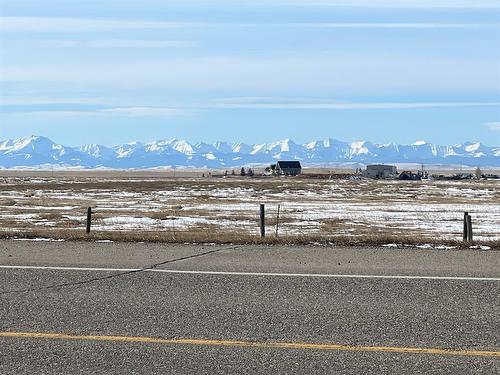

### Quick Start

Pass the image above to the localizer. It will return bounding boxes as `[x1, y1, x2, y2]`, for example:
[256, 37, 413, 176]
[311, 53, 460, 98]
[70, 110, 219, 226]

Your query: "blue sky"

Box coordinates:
[0, 0, 499, 146]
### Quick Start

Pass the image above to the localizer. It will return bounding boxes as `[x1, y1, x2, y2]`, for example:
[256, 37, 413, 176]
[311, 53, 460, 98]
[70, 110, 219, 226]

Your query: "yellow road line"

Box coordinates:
[0, 332, 498, 358]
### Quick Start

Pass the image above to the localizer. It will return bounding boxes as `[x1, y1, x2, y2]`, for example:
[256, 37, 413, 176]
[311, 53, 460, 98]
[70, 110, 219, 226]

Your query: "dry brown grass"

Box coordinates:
[38, 212, 62, 221]
[0, 176, 498, 245]
[0, 198, 17, 206]
[321, 218, 347, 229]
[1, 175, 497, 200]
[0, 228, 498, 250]
[141, 208, 197, 220]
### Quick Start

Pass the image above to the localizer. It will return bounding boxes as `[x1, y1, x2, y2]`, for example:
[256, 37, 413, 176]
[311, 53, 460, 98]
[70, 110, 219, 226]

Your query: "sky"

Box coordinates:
[0, 0, 499, 147]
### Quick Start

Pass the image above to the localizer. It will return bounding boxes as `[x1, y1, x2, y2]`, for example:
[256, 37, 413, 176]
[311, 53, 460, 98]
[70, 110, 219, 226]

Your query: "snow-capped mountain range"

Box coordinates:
[0, 135, 499, 168]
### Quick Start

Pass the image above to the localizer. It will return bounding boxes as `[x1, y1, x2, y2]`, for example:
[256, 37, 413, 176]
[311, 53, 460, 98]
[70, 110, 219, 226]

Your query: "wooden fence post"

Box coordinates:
[466, 215, 473, 242]
[86, 207, 92, 234]
[463, 212, 468, 242]
[275, 204, 281, 238]
[260, 204, 265, 238]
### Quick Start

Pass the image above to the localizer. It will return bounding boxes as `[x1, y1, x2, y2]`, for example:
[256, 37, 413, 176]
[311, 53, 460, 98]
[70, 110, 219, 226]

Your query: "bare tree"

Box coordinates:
[475, 167, 482, 180]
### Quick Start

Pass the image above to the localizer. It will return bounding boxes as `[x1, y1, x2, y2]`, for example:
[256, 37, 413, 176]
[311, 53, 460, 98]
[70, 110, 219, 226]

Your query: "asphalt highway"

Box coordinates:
[0, 240, 499, 374]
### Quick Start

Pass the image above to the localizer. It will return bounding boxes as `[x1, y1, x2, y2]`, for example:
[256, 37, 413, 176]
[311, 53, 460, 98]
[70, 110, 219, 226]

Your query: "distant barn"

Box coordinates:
[274, 161, 302, 176]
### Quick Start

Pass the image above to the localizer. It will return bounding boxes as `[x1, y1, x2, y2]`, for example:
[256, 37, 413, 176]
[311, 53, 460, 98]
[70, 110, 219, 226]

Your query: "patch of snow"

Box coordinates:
[13, 238, 64, 242]
[434, 245, 458, 250]
[465, 143, 481, 152]
[0, 214, 39, 220]
[305, 141, 317, 149]
[350, 141, 369, 155]
[170, 139, 194, 155]
[250, 143, 266, 155]
[103, 216, 156, 226]
[416, 244, 433, 249]
[469, 245, 491, 250]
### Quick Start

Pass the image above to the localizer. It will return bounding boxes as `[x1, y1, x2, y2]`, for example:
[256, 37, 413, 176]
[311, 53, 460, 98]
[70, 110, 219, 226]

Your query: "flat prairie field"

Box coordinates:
[0, 175, 498, 247]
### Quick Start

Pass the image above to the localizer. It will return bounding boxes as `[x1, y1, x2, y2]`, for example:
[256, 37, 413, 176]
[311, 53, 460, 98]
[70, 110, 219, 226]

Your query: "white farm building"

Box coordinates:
[363, 164, 397, 179]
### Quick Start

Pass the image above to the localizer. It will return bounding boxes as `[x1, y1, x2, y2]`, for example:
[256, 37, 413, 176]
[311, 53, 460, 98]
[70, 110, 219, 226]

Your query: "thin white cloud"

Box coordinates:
[203, 101, 500, 110]
[288, 23, 496, 29]
[0, 17, 495, 32]
[3, 55, 498, 95]
[3, 102, 499, 114]
[0, 97, 110, 105]
[3, 0, 498, 10]
[486, 122, 500, 131]
[4, 107, 188, 118]
[251, 0, 500, 8]
[39, 39, 196, 49]
[0, 17, 184, 32]
[8, 111, 98, 117]
[101, 107, 187, 117]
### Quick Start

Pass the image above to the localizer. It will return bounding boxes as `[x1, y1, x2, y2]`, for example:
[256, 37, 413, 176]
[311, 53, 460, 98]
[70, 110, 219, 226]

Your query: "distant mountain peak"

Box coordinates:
[7, 135, 56, 154]
[80, 144, 115, 159]
[0, 136, 498, 168]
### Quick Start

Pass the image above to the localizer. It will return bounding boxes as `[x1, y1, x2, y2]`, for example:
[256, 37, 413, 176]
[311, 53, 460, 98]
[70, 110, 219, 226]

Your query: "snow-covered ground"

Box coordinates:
[0, 177, 498, 241]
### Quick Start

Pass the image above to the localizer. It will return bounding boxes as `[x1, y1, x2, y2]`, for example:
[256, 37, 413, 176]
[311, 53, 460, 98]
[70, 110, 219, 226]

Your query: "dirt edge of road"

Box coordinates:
[1, 229, 498, 250]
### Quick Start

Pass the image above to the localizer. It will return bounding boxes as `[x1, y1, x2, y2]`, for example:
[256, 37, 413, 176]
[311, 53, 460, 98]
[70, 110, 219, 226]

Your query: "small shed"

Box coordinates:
[275, 161, 302, 176]
[363, 164, 397, 179]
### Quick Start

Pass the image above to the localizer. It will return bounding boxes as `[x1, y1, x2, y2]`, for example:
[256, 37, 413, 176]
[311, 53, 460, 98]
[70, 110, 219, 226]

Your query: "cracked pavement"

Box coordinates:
[0, 240, 499, 374]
